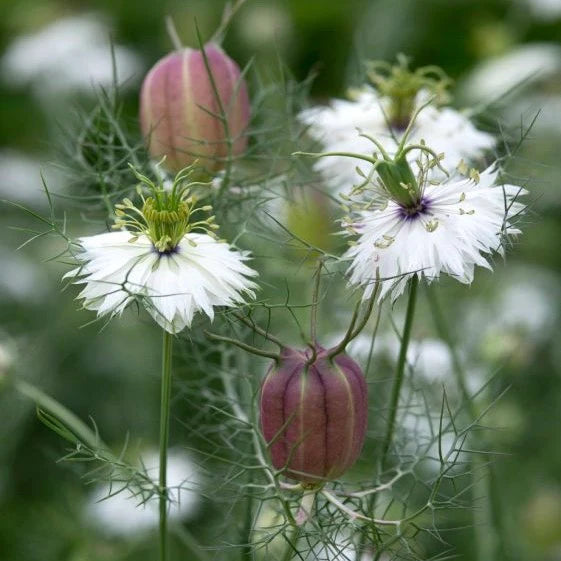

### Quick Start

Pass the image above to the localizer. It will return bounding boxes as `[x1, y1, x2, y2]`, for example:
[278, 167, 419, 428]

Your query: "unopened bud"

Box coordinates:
[140, 43, 250, 173]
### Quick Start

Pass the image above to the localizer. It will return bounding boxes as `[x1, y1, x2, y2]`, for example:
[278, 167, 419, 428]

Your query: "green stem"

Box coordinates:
[358, 277, 418, 557]
[381, 275, 418, 459]
[159, 330, 174, 561]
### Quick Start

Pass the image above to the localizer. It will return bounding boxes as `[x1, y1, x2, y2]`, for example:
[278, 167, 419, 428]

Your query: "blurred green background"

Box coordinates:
[0, 1, 560, 560]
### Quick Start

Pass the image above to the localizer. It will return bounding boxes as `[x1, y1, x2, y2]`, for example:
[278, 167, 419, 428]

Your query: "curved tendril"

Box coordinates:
[231, 312, 286, 348]
[204, 330, 280, 362]
[356, 129, 391, 161]
[396, 95, 436, 153]
[328, 275, 380, 360]
[292, 151, 377, 166]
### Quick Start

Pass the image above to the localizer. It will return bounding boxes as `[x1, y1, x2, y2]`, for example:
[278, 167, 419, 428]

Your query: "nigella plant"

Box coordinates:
[3, 3, 534, 558]
[63, 163, 257, 559]
[296, 107, 526, 301]
[287, 66, 528, 560]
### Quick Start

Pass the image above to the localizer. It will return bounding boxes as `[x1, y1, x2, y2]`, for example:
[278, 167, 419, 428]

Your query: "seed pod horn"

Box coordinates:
[260, 346, 368, 483]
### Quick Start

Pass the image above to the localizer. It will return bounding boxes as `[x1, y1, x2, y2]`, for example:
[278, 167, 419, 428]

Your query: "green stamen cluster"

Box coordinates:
[367, 54, 452, 129]
[113, 163, 219, 253]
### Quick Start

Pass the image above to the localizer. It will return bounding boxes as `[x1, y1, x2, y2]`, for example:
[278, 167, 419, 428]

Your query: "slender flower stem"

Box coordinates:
[159, 330, 174, 561]
[310, 259, 323, 344]
[381, 275, 418, 459]
[358, 277, 418, 557]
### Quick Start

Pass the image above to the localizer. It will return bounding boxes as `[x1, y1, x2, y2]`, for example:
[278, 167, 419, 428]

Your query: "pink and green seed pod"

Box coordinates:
[139, 43, 250, 173]
[260, 346, 368, 483]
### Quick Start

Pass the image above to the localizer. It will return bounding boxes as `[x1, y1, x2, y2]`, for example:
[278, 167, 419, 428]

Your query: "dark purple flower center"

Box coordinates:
[153, 244, 180, 257]
[398, 196, 431, 220]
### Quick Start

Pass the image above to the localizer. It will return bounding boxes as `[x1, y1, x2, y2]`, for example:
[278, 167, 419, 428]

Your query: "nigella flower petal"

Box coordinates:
[65, 231, 258, 333]
[345, 164, 525, 300]
[299, 88, 495, 193]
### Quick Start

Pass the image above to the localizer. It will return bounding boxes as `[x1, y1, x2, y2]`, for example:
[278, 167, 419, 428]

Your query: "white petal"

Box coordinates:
[65, 231, 258, 333]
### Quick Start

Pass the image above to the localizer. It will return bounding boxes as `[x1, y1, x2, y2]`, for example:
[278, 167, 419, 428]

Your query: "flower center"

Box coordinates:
[113, 165, 219, 253]
[142, 198, 191, 253]
[367, 55, 451, 130]
[399, 197, 429, 220]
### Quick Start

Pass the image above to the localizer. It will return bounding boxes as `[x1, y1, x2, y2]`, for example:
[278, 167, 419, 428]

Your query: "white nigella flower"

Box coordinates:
[65, 166, 258, 333]
[299, 58, 495, 193]
[313, 137, 526, 301]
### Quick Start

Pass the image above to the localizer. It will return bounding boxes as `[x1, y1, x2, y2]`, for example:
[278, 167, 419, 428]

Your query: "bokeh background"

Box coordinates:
[0, 1, 560, 560]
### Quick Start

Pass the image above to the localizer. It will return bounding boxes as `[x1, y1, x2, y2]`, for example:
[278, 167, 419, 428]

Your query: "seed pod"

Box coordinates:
[260, 346, 368, 483]
[139, 43, 250, 173]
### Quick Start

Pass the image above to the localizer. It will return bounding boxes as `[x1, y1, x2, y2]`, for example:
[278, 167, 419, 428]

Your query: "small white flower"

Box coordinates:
[463, 267, 560, 360]
[345, 165, 525, 300]
[67, 231, 257, 333]
[461, 43, 561, 102]
[87, 448, 201, 536]
[299, 88, 494, 193]
[1, 14, 142, 97]
[65, 166, 258, 333]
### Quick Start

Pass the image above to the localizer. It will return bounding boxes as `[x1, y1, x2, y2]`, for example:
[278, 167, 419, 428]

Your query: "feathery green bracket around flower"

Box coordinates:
[366, 54, 453, 129]
[114, 162, 219, 253]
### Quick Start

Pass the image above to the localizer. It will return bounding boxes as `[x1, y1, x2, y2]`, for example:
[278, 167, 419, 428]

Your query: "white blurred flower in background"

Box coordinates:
[354, 333, 456, 384]
[87, 448, 201, 537]
[461, 43, 561, 103]
[253, 504, 376, 561]
[505, 93, 561, 139]
[521, 0, 561, 20]
[344, 331, 479, 389]
[0, 246, 48, 303]
[0, 150, 62, 206]
[1, 14, 142, 98]
[463, 266, 560, 365]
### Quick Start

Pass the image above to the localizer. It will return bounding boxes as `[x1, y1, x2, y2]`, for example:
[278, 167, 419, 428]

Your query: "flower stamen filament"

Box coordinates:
[113, 164, 219, 253]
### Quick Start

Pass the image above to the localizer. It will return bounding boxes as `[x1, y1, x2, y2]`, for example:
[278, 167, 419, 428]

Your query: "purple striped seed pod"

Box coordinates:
[139, 43, 250, 173]
[260, 346, 368, 483]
